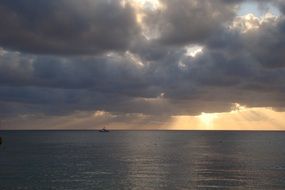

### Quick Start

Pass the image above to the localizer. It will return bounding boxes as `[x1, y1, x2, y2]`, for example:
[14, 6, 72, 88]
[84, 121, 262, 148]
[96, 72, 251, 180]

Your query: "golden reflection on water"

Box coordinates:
[1, 131, 285, 189]
[121, 131, 285, 189]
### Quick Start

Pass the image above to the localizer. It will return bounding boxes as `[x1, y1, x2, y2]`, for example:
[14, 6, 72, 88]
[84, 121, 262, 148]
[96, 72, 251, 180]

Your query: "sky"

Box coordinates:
[0, 0, 285, 130]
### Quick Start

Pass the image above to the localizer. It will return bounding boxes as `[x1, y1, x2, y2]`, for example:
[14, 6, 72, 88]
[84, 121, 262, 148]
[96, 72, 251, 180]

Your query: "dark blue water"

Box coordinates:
[0, 131, 285, 190]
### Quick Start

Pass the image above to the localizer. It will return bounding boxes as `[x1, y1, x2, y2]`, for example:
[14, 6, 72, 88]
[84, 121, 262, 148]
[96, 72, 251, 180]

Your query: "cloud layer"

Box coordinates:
[0, 0, 285, 129]
[0, 0, 139, 54]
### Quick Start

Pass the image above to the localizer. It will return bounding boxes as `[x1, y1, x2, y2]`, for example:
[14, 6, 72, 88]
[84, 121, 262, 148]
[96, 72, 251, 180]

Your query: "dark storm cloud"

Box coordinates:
[0, 0, 139, 55]
[0, 0, 245, 54]
[1, 0, 285, 123]
[143, 0, 239, 45]
[0, 50, 159, 98]
[242, 16, 285, 68]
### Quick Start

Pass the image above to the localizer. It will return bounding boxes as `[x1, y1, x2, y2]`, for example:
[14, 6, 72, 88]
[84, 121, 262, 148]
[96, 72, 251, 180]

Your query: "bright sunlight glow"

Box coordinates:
[197, 112, 219, 129]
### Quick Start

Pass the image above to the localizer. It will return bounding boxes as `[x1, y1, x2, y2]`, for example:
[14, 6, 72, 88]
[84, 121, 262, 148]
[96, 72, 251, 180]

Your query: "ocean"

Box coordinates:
[0, 131, 285, 190]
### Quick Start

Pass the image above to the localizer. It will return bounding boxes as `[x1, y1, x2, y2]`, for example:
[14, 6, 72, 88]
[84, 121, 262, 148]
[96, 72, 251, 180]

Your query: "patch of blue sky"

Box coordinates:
[238, 1, 280, 16]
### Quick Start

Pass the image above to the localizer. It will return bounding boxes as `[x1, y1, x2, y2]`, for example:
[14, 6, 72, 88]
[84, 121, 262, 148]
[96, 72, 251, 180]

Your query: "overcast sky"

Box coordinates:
[0, 0, 285, 130]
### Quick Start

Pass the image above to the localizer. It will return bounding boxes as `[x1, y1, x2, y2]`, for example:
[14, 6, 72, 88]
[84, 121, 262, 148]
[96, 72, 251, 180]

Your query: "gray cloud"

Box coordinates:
[143, 0, 238, 45]
[232, 14, 285, 68]
[0, 0, 139, 55]
[0, 0, 285, 128]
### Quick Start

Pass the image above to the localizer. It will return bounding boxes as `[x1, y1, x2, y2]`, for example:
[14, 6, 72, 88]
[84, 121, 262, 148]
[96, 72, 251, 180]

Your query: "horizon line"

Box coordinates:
[1, 129, 285, 132]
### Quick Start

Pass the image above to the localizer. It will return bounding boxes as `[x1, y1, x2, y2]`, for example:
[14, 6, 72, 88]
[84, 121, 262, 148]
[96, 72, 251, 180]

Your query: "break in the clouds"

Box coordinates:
[0, 0, 285, 129]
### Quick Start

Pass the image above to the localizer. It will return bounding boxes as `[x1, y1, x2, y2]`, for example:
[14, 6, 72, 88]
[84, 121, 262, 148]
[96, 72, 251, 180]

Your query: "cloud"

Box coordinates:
[142, 0, 239, 45]
[0, 0, 140, 55]
[0, 0, 285, 129]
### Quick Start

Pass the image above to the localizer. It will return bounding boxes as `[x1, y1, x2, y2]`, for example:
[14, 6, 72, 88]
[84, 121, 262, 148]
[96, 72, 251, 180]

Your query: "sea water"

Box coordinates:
[0, 131, 285, 189]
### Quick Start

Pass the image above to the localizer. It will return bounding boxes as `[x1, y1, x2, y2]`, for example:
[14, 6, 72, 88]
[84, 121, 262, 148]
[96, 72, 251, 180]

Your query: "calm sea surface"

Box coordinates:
[0, 131, 285, 190]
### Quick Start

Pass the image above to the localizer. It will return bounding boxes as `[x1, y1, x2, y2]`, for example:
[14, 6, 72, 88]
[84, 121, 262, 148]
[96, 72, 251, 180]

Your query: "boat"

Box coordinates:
[99, 127, 109, 132]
